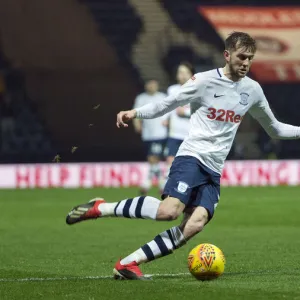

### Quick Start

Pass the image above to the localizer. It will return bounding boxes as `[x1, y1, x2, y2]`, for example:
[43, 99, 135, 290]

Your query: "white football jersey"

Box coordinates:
[135, 68, 300, 174]
[133, 92, 168, 141]
[167, 84, 190, 140]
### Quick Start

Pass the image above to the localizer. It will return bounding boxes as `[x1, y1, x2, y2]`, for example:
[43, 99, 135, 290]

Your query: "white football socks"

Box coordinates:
[98, 202, 117, 216]
[97, 196, 160, 219]
[120, 249, 148, 265]
[120, 226, 186, 265]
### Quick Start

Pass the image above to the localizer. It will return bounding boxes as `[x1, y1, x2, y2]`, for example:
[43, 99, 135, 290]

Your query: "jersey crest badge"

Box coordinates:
[239, 93, 249, 106]
[176, 181, 189, 194]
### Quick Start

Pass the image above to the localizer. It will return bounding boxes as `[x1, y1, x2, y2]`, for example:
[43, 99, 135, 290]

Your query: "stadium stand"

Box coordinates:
[0, 54, 54, 163]
[79, 0, 144, 90]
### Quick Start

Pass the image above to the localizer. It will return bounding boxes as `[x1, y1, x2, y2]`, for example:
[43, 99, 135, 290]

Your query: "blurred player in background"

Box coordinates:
[133, 79, 167, 195]
[66, 32, 300, 280]
[163, 62, 195, 185]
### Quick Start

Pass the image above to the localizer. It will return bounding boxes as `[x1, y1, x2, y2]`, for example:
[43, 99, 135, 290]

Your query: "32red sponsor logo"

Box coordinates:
[207, 108, 243, 123]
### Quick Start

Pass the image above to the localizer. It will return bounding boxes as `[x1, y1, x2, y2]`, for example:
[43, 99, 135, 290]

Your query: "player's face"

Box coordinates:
[224, 46, 255, 80]
[145, 80, 159, 94]
[176, 65, 193, 85]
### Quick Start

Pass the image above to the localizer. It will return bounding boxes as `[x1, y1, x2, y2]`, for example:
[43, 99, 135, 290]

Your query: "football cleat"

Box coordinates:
[113, 259, 150, 280]
[66, 198, 105, 225]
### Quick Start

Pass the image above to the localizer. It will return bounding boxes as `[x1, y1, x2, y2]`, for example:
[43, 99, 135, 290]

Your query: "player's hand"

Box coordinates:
[116, 109, 137, 128]
[176, 107, 186, 117]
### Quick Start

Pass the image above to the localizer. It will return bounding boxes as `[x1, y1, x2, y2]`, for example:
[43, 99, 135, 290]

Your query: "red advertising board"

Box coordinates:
[199, 7, 300, 82]
[0, 161, 299, 188]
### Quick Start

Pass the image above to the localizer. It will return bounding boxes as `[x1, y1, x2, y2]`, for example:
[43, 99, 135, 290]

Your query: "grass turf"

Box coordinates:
[0, 187, 300, 300]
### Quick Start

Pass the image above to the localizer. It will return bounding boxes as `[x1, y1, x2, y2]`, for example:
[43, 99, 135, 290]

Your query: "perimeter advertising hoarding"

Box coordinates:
[199, 7, 300, 82]
[0, 161, 298, 188]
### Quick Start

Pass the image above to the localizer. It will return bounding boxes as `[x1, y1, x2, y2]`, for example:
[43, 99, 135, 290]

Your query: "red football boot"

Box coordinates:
[113, 259, 150, 280]
[66, 198, 105, 225]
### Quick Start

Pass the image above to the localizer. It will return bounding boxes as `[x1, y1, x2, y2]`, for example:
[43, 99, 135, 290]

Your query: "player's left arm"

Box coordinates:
[249, 84, 300, 139]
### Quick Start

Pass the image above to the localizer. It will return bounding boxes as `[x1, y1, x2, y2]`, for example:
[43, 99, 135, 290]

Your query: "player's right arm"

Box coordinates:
[116, 75, 204, 128]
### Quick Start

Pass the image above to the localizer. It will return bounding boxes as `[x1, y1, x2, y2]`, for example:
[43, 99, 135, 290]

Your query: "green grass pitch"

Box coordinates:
[0, 187, 300, 300]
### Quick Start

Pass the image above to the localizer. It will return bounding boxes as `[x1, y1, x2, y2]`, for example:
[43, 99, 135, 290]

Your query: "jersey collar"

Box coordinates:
[217, 68, 223, 78]
[217, 68, 241, 84]
[217, 68, 230, 80]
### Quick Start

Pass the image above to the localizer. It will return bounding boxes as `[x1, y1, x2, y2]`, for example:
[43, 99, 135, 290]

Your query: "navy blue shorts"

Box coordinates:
[162, 156, 220, 219]
[165, 138, 183, 157]
[143, 139, 166, 157]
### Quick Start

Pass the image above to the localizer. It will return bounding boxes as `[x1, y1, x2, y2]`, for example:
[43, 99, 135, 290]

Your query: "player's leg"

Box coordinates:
[113, 158, 221, 280]
[113, 156, 203, 279]
[66, 155, 187, 225]
[113, 204, 191, 280]
[65, 156, 207, 226]
[111, 155, 200, 224]
[164, 155, 175, 187]
[166, 139, 182, 166]
[140, 140, 164, 195]
[181, 180, 220, 240]
[140, 154, 160, 195]
[161, 138, 183, 188]
[114, 183, 219, 280]
[119, 208, 191, 265]
[66, 141, 166, 225]
[66, 194, 185, 225]
[180, 206, 209, 240]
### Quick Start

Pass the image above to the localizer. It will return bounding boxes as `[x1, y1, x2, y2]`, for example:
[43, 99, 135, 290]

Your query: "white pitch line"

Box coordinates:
[0, 273, 190, 283]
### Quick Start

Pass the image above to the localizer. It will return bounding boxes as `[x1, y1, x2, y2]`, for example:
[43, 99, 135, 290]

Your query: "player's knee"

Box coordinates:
[156, 200, 183, 221]
[157, 206, 180, 221]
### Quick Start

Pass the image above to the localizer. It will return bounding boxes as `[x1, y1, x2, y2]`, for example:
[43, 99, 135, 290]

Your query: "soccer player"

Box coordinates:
[164, 62, 195, 182]
[132, 79, 168, 194]
[66, 32, 300, 280]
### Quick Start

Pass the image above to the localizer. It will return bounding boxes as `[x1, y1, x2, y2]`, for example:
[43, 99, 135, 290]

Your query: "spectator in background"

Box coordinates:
[133, 79, 168, 195]
[163, 62, 195, 185]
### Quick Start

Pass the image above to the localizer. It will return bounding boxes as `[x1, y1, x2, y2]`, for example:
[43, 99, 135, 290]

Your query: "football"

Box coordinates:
[188, 243, 225, 280]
